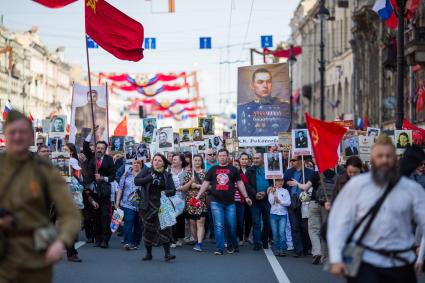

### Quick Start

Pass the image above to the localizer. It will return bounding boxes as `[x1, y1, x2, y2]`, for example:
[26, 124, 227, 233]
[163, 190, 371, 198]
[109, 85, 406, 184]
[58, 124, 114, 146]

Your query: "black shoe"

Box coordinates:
[100, 241, 108, 248]
[279, 251, 287, 257]
[227, 247, 235, 254]
[253, 245, 261, 251]
[312, 255, 321, 265]
[142, 254, 153, 261]
[93, 242, 101, 247]
[234, 247, 239, 253]
[67, 255, 82, 262]
[293, 252, 302, 258]
[86, 239, 94, 244]
[164, 254, 176, 261]
[262, 243, 269, 249]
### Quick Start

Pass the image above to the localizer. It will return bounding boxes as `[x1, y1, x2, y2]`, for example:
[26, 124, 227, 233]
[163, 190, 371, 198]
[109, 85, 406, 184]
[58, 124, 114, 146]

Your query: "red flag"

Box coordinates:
[85, 0, 144, 61]
[28, 113, 34, 123]
[263, 46, 302, 58]
[33, 0, 77, 8]
[402, 119, 425, 146]
[113, 116, 128, 137]
[416, 85, 425, 114]
[305, 113, 347, 173]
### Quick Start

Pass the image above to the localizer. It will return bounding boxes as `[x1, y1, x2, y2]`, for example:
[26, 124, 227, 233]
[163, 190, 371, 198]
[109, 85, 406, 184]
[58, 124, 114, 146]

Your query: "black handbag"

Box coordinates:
[290, 193, 302, 210]
[96, 182, 111, 199]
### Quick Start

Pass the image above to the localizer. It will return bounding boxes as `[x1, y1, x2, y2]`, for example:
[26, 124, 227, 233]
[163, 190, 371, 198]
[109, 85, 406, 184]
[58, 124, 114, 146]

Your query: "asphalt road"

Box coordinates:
[54, 235, 425, 283]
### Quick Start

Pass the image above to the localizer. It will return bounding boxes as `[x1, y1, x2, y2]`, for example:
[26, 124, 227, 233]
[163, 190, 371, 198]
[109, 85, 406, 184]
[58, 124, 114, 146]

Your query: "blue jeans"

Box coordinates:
[211, 201, 237, 251]
[251, 200, 271, 246]
[235, 202, 245, 242]
[122, 207, 142, 246]
[270, 214, 288, 252]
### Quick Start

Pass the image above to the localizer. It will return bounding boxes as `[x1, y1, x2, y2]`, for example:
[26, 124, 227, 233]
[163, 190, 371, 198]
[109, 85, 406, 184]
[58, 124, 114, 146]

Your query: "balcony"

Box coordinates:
[405, 26, 425, 65]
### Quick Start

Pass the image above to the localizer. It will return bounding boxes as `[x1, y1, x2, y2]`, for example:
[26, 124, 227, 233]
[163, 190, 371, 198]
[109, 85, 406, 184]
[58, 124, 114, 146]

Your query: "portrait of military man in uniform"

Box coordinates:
[74, 90, 107, 143]
[158, 127, 174, 150]
[111, 136, 125, 153]
[51, 152, 71, 181]
[142, 118, 157, 143]
[198, 118, 214, 136]
[70, 85, 108, 150]
[237, 63, 291, 139]
[180, 128, 191, 143]
[192, 128, 204, 142]
[49, 115, 67, 138]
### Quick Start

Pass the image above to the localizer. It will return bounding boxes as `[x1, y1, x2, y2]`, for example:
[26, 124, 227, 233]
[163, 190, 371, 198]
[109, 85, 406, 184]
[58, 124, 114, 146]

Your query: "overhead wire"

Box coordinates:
[237, 0, 255, 62]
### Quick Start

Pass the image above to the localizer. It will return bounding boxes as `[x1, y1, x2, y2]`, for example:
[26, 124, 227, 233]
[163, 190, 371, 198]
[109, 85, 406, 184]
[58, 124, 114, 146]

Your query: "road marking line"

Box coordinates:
[75, 241, 86, 250]
[264, 249, 291, 283]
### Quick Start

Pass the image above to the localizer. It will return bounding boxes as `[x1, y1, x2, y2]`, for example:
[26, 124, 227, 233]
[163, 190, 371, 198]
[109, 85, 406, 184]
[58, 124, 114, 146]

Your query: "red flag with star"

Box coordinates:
[85, 0, 144, 61]
[305, 113, 347, 173]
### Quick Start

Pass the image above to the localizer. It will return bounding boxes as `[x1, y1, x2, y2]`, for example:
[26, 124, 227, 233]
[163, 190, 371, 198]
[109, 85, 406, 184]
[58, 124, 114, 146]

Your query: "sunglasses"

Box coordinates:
[37, 143, 43, 146]
[290, 159, 297, 162]
[421, 163, 425, 166]
[207, 153, 217, 156]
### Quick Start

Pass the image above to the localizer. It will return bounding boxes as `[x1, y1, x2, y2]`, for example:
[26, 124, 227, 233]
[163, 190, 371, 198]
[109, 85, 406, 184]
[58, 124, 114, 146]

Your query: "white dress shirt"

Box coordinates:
[268, 188, 291, 215]
[327, 172, 425, 267]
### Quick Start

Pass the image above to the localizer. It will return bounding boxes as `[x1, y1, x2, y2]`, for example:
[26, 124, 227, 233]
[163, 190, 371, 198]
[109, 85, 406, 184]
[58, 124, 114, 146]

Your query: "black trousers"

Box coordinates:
[301, 218, 311, 254]
[244, 203, 252, 239]
[347, 262, 416, 283]
[93, 197, 112, 243]
[288, 207, 304, 255]
[172, 214, 186, 241]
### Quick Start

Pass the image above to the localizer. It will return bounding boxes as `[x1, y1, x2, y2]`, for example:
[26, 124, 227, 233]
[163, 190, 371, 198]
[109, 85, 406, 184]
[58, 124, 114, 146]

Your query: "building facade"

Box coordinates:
[0, 26, 80, 123]
[290, 0, 353, 126]
[291, 0, 425, 128]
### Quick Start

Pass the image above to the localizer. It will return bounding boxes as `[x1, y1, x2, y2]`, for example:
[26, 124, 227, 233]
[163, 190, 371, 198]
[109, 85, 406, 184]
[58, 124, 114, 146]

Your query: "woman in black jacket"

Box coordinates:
[135, 153, 176, 261]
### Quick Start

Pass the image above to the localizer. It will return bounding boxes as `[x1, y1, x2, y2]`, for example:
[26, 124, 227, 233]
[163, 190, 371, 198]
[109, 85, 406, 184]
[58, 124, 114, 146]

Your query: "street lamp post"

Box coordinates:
[396, 0, 406, 129]
[315, 0, 330, 121]
[288, 45, 297, 130]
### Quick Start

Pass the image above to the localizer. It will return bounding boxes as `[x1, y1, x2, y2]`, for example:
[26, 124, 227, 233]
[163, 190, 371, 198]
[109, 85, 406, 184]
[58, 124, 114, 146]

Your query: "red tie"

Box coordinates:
[97, 159, 102, 170]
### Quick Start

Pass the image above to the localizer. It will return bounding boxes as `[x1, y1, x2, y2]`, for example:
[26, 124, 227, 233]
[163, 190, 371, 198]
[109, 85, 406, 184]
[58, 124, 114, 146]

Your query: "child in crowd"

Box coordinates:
[267, 179, 291, 257]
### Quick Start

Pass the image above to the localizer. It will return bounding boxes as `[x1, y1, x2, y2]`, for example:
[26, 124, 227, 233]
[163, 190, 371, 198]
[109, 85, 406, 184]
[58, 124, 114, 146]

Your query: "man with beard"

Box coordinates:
[83, 127, 116, 248]
[327, 135, 425, 282]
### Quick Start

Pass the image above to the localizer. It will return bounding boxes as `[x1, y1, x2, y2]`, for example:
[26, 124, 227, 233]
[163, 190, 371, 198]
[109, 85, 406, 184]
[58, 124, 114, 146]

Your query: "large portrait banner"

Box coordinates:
[70, 84, 109, 150]
[237, 63, 291, 147]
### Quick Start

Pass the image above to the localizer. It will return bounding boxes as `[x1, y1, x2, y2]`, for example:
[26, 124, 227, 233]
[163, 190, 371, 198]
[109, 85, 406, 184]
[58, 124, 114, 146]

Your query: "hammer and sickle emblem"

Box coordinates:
[87, 0, 98, 14]
[311, 126, 319, 147]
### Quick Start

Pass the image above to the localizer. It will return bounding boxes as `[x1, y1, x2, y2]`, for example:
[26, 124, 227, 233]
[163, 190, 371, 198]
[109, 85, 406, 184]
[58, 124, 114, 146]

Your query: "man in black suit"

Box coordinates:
[345, 138, 358, 156]
[83, 129, 116, 248]
[295, 131, 308, 148]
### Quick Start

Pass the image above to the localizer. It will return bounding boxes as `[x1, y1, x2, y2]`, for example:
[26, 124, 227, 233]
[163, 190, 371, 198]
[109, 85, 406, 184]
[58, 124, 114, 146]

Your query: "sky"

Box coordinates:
[1, 0, 299, 115]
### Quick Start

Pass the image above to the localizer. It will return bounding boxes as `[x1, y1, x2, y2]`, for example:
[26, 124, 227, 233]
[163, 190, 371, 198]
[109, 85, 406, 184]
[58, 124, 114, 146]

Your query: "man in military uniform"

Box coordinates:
[0, 110, 80, 283]
[74, 90, 107, 145]
[237, 68, 291, 137]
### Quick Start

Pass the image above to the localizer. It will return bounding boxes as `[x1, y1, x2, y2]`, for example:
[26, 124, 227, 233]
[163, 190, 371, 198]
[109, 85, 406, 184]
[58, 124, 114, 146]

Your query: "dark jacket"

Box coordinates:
[83, 140, 116, 191]
[283, 167, 314, 195]
[331, 173, 350, 203]
[245, 166, 273, 200]
[134, 168, 176, 211]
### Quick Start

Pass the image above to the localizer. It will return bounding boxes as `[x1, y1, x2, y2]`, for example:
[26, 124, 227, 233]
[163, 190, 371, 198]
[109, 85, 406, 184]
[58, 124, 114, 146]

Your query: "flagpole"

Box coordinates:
[85, 35, 98, 174]
[301, 154, 305, 184]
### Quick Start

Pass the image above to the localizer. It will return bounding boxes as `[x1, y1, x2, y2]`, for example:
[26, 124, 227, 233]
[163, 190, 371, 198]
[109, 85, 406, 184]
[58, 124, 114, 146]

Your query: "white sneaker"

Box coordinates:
[176, 240, 183, 247]
[287, 246, 294, 251]
[170, 243, 177, 248]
